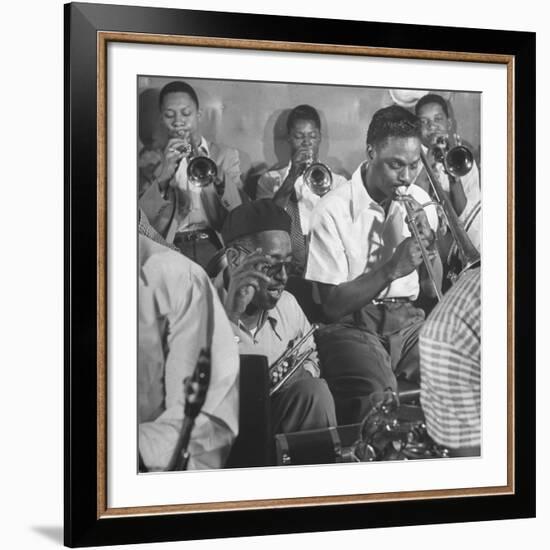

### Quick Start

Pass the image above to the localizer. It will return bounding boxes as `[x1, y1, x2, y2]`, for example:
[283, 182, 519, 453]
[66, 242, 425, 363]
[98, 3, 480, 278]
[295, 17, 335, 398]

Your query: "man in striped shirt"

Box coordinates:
[419, 266, 481, 455]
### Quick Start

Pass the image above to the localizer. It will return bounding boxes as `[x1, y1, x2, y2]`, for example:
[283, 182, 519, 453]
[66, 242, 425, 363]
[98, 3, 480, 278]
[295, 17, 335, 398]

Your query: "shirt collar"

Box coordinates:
[255, 310, 282, 339]
[214, 270, 283, 341]
[197, 136, 210, 156]
[350, 161, 383, 221]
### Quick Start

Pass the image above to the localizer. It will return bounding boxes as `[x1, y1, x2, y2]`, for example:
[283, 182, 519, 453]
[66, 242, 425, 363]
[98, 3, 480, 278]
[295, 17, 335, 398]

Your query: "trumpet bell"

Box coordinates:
[304, 162, 333, 197]
[445, 145, 474, 178]
[187, 156, 217, 188]
[431, 135, 474, 179]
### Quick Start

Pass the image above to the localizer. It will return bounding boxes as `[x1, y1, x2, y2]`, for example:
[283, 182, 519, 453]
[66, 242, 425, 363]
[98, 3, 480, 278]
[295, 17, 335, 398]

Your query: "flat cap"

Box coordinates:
[221, 199, 291, 244]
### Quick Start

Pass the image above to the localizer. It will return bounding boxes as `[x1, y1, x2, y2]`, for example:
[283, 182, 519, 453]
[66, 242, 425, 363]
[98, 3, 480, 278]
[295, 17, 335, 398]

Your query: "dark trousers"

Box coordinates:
[271, 370, 337, 435]
[316, 302, 425, 425]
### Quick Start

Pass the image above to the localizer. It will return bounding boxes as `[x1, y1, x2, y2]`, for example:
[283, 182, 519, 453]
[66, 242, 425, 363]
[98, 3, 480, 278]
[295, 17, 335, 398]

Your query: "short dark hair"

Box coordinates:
[366, 105, 422, 148]
[158, 80, 199, 110]
[286, 104, 321, 134]
[414, 93, 449, 118]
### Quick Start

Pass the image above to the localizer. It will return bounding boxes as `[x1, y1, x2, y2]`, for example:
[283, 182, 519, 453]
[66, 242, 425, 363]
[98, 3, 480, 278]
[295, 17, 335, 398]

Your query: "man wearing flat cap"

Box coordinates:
[216, 199, 337, 435]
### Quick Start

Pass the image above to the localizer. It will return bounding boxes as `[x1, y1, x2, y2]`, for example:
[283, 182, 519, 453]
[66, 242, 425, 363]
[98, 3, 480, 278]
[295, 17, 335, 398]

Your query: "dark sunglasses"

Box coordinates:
[234, 245, 295, 277]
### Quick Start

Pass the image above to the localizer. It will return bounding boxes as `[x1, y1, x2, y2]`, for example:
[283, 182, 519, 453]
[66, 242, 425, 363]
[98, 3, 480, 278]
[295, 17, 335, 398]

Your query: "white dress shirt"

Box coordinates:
[306, 162, 438, 300]
[257, 163, 348, 234]
[138, 235, 239, 470]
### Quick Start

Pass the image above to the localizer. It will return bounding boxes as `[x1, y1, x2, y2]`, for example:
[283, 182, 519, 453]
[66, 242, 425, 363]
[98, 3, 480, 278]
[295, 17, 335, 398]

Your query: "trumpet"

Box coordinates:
[174, 130, 218, 188]
[269, 324, 319, 396]
[393, 188, 443, 301]
[303, 150, 333, 197]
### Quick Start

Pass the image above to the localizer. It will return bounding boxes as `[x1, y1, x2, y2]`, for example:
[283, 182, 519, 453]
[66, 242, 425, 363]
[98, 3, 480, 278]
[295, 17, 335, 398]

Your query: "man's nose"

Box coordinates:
[274, 264, 289, 283]
[399, 166, 412, 185]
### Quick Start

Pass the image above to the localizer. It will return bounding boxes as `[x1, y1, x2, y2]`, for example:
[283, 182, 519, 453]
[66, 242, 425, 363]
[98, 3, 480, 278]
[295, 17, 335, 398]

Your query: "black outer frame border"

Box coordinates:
[64, 2, 536, 547]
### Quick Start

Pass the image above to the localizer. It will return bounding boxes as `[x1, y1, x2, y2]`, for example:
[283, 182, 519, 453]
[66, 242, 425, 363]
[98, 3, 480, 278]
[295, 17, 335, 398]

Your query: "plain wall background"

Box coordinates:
[0, 0, 545, 549]
[140, 76, 481, 188]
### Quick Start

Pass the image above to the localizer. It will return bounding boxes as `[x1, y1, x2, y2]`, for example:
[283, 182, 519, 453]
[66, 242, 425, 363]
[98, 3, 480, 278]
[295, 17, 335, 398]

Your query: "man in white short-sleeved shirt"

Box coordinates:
[306, 105, 442, 424]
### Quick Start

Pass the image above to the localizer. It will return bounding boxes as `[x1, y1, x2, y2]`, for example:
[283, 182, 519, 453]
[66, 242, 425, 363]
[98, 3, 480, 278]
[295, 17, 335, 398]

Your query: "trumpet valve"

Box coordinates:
[271, 361, 289, 384]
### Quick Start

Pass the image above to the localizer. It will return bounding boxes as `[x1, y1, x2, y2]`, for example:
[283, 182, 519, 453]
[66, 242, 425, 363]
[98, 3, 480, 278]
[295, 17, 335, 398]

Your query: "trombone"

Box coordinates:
[269, 324, 319, 396]
[421, 137, 481, 276]
[393, 137, 481, 300]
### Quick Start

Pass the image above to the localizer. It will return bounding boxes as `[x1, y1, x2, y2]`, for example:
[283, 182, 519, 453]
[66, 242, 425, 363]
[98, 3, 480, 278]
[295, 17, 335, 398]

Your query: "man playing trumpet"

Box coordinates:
[306, 105, 442, 425]
[215, 199, 337, 435]
[257, 105, 347, 273]
[139, 80, 243, 267]
[257, 104, 347, 319]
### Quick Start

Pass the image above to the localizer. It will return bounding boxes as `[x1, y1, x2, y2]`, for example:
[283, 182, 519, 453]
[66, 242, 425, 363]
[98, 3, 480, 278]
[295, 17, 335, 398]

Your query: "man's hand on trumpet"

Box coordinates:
[387, 237, 425, 280]
[289, 146, 314, 179]
[400, 195, 437, 252]
[153, 137, 188, 191]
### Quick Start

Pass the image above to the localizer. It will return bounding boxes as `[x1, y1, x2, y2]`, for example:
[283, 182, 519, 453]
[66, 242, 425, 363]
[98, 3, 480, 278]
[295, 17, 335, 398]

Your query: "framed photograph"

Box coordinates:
[64, 2, 535, 547]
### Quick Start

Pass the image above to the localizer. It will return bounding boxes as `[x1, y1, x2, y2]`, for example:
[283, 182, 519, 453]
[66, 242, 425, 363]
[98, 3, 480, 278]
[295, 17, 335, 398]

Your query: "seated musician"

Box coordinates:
[256, 104, 347, 318]
[414, 93, 481, 252]
[256, 104, 347, 274]
[138, 217, 239, 471]
[419, 266, 481, 457]
[306, 105, 442, 425]
[216, 199, 337, 435]
[139, 80, 243, 268]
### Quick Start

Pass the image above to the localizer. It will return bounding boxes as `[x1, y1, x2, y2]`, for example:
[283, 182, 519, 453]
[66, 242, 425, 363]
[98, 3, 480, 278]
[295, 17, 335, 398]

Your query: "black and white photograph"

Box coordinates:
[59, 1, 537, 546]
[136, 76, 482, 473]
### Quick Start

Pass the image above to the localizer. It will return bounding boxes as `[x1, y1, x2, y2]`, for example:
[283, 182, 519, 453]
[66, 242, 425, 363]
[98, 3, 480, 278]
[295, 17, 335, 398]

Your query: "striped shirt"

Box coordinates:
[419, 267, 481, 449]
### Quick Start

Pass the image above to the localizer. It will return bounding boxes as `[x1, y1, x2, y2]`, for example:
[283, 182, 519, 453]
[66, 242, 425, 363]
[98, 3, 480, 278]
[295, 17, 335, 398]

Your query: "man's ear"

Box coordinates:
[225, 247, 239, 269]
[366, 144, 375, 161]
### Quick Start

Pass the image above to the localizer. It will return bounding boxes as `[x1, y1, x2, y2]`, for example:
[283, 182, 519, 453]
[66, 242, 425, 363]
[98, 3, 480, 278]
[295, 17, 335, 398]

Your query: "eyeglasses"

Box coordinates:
[235, 245, 294, 277]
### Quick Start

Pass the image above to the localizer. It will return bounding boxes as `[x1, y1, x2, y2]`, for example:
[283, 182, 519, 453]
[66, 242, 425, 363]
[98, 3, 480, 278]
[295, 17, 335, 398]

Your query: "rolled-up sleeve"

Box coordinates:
[256, 171, 282, 199]
[306, 206, 349, 286]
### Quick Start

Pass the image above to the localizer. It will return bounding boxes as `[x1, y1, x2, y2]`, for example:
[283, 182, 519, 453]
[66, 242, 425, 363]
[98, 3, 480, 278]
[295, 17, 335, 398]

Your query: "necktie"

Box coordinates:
[285, 190, 306, 275]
